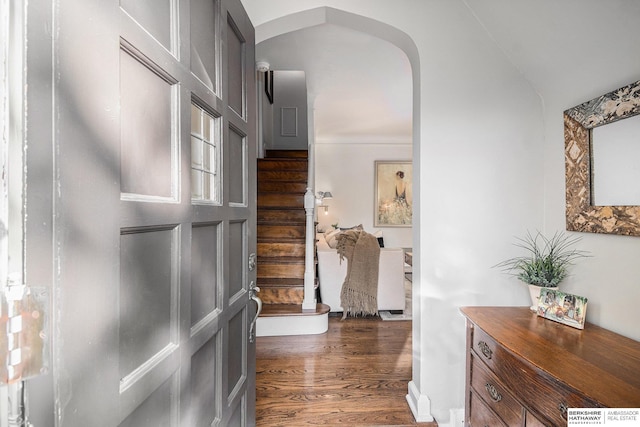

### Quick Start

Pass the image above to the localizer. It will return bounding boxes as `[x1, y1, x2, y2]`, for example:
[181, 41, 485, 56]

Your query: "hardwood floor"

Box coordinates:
[256, 315, 438, 426]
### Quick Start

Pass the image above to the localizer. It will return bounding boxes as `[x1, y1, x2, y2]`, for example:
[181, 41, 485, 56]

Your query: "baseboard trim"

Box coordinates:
[256, 313, 328, 337]
[448, 407, 465, 427]
[406, 381, 434, 423]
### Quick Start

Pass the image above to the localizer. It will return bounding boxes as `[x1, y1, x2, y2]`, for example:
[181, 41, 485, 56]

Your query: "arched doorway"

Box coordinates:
[253, 6, 430, 422]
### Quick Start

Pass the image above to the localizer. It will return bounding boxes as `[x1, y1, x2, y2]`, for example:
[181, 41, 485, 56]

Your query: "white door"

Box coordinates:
[20, 0, 257, 425]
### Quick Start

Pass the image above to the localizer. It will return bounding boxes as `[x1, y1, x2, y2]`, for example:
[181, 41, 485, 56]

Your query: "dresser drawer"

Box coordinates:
[523, 378, 602, 427]
[525, 410, 548, 427]
[472, 324, 601, 426]
[471, 325, 502, 372]
[470, 354, 523, 426]
[469, 390, 507, 427]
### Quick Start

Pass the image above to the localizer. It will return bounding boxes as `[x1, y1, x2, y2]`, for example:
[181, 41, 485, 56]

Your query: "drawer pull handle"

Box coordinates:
[485, 383, 502, 402]
[478, 340, 492, 359]
[558, 402, 568, 419]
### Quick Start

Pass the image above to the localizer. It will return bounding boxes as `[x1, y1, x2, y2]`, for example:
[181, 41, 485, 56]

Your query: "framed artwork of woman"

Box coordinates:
[374, 160, 412, 227]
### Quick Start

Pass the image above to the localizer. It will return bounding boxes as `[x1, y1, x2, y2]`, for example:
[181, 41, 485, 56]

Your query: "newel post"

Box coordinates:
[302, 187, 317, 312]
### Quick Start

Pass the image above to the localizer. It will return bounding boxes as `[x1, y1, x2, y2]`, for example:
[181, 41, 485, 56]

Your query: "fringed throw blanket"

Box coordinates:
[336, 229, 380, 319]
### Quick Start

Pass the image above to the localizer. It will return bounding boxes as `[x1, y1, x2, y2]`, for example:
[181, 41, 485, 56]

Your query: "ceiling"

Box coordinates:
[256, 24, 413, 143]
[254, 1, 640, 143]
[462, 0, 640, 100]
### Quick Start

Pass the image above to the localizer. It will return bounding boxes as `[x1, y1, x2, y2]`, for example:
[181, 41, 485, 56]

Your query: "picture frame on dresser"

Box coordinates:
[537, 289, 588, 330]
[374, 160, 412, 227]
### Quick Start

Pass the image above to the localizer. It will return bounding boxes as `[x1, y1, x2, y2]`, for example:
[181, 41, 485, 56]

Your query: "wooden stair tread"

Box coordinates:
[258, 224, 306, 233]
[257, 171, 308, 181]
[256, 226, 304, 229]
[258, 226, 305, 232]
[258, 237, 305, 243]
[265, 149, 308, 159]
[257, 190, 307, 195]
[258, 206, 305, 210]
[258, 219, 304, 223]
[257, 206, 305, 210]
[260, 303, 330, 317]
[257, 278, 304, 286]
[258, 247, 306, 259]
[258, 217, 305, 222]
[258, 158, 308, 168]
[258, 256, 304, 262]
[258, 184, 308, 193]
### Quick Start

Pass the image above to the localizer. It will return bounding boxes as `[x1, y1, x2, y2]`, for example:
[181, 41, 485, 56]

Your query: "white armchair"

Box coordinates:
[316, 234, 406, 312]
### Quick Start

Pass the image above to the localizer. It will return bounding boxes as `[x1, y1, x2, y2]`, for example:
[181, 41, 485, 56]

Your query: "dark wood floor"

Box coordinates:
[256, 315, 438, 426]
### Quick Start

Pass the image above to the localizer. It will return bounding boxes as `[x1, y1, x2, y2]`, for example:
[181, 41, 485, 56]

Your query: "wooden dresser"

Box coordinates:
[460, 306, 640, 427]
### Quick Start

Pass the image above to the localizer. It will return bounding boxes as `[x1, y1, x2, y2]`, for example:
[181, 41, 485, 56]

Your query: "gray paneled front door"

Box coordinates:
[21, 0, 256, 425]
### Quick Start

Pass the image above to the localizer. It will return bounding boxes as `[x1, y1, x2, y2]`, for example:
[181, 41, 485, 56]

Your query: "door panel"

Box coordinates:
[120, 0, 173, 52]
[119, 375, 179, 427]
[191, 223, 221, 327]
[227, 16, 245, 117]
[190, 335, 219, 426]
[227, 308, 246, 398]
[229, 128, 248, 204]
[190, 0, 219, 90]
[119, 48, 177, 199]
[23, 0, 256, 425]
[119, 227, 179, 383]
[229, 221, 245, 298]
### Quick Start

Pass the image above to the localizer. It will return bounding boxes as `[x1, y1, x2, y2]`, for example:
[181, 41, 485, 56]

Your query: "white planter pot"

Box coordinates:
[527, 284, 558, 311]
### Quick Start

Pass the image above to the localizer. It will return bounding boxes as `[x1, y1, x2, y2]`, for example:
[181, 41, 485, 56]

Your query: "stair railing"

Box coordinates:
[302, 187, 317, 311]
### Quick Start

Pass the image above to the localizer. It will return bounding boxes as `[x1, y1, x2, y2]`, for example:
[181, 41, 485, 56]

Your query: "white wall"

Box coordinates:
[411, 3, 544, 423]
[242, 1, 640, 425]
[271, 70, 309, 150]
[314, 141, 412, 249]
[461, 1, 640, 341]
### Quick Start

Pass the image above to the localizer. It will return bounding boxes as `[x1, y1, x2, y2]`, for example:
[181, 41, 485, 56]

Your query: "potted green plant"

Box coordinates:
[494, 231, 590, 310]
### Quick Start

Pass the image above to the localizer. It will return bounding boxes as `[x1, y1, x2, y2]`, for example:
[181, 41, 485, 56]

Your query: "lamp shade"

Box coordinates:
[322, 191, 333, 199]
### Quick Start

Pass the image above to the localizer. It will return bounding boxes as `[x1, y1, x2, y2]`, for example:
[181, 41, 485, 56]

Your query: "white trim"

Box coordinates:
[302, 188, 317, 311]
[315, 136, 412, 145]
[280, 107, 298, 137]
[448, 407, 465, 427]
[1, 0, 10, 287]
[256, 314, 328, 337]
[406, 380, 434, 423]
